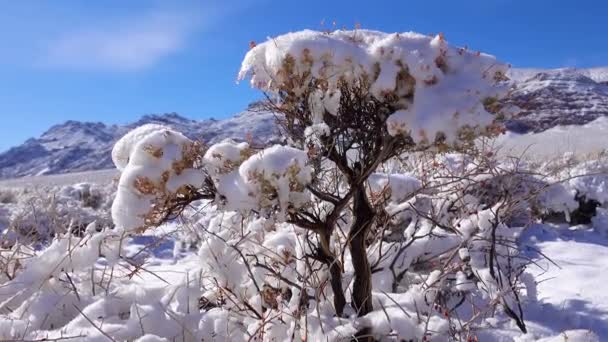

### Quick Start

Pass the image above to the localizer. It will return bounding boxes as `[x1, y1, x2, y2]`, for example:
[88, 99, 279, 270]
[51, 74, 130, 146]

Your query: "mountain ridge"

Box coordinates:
[1, 67, 607, 179]
[0, 110, 278, 179]
[504, 67, 608, 132]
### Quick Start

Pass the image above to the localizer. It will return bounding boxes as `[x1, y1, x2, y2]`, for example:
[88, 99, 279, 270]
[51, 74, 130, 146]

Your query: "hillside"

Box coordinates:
[504, 68, 608, 132]
[0, 110, 278, 179]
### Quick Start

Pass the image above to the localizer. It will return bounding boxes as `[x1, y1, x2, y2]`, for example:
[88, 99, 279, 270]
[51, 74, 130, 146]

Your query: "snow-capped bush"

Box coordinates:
[116, 28, 529, 341]
[239, 145, 312, 219]
[239, 29, 510, 145]
[0, 182, 114, 247]
[112, 124, 210, 232]
[0, 190, 17, 204]
[529, 151, 608, 224]
[100, 28, 523, 341]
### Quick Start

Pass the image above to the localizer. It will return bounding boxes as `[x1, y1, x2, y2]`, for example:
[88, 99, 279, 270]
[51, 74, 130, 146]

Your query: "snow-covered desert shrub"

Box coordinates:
[112, 124, 213, 232]
[0, 190, 16, 204]
[106, 29, 533, 341]
[0, 182, 114, 247]
[528, 151, 608, 225]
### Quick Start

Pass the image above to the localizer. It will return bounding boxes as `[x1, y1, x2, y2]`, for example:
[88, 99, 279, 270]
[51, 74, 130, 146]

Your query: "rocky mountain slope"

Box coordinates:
[504, 67, 608, 132]
[507, 66, 608, 84]
[0, 109, 278, 179]
[1, 67, 607, 179]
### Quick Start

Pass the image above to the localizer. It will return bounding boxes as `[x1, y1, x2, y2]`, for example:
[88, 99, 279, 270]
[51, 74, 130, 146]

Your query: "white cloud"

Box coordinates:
[43, 9, 201, 71]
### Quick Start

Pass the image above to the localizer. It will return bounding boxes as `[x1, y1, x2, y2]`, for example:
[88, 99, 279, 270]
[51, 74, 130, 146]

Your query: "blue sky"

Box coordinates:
[0, 0, 606, 152]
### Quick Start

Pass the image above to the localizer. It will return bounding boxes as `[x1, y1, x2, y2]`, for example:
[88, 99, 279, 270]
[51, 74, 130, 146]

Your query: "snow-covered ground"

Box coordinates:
[17, 216, 601, 341]
[0, 169, 116, 189]
[508, 67, 608, 83]
[495, 116, 608, 160]
[128, 208, 608, 341]
[522, 223, 608, 338]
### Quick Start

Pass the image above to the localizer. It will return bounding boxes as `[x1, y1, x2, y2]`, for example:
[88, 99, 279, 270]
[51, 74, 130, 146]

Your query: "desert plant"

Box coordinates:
[107, 29, 534, 340]
[0, 190, 16, 204]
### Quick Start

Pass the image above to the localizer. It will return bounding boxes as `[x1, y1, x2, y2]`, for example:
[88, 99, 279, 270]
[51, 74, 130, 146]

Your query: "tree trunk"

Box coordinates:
[319, 230, 347, 316]
[349, 186, 374, 317]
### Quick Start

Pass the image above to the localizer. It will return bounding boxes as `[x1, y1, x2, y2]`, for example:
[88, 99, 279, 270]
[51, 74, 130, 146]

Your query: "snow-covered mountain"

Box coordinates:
[504, 67, 608, 132]
[507, 66, 608, 84]
[1, 67, 607, 179]
[0, 109, 278, 179]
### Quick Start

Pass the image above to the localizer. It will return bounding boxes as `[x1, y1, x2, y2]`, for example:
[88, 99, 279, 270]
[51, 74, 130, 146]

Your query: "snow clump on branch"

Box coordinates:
[203, 140, 312, 219]
[112, 124, 206, 232]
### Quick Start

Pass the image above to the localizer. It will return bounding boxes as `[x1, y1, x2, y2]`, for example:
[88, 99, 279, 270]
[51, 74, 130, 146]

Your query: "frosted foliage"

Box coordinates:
[538, 183, 578, 220]
[0, 182, 114, 246]
[112, 124, 168, 172]
[567, 160, 608, 205]
[202, 141, 312, 217]
[304, 122, 331, 147]
[112, 125, 205, 231]
[368, 172, 422, 202]
[202, 140, 253, 210]
[239, 145, 312, 219]
[239, 29, 510, 144]
[203, 140, 251, 173]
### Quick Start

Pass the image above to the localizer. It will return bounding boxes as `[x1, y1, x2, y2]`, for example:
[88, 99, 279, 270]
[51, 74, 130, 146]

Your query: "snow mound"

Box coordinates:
[494, 116, 608, 162]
